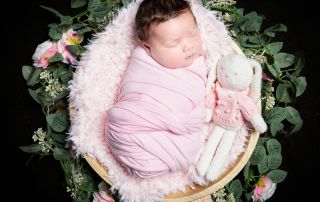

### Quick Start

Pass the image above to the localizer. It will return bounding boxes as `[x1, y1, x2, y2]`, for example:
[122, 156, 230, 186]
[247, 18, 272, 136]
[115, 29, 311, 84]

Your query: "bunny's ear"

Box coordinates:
[248, 58, 263, 102]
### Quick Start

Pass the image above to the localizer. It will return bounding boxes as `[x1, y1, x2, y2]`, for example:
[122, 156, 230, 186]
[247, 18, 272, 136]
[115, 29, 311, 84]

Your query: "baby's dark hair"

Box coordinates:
[135, 0, 192, 41]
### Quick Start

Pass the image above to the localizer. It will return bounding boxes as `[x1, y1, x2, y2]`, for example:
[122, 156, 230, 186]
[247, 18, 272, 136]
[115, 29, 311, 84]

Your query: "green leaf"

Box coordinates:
[235, 8, 244, 17]
[40, 5, 63, 18]
[28, 89, 41, 104]
[227, 179, 243, 200]
[286, 106, 302, 124]
[66, 45, 79, 56]
[54, 89, 69, 101]
[264, 24, 287, 37]
[71, 23, 84, 30]
[264, 107, 287, 136]
[27, 68, 42, 86]
[289, 120, 303, 135]
[276, 83, 293, 103]
[257, 137, 269, 146]
[267, 169, 287, 183]
[49, 27, 63, 40]
[48, 52, 64, 63]
[52, 66, 60, 78]
[73, 196, 91, 202]
[292, 53, 305, 76]
[58, 65, 72, 84]
[266, 63, 281, 79]
[22, 66, 34, 81]
[19, 144, 42, 153]
[37, 89, 55, 105]
[266, 139, 281, 154]
[50, 132, 66, 144]
[248, 35, 263, 44]
[71, 0, 88, 8]
[270, 122, 284, 136]
[240, 35, 262, 48]
[78, 173, 98, 192]
[274, 53, 295, 68]
[53, 147, 70, 160]
[240, 11, 263, 32]
[46, 111, 69, 132]
[88, 0, 101, 12]
[243, 161, 250, 179]
[264, 107, 287, 124]
[266, 42, 283, 55]
[48, 23, 58, 28]
[61, 16, 73, 25]
[93, 4, 112, 19]
[258, 156, 269, 174]
[291, 76, 307, 97]
[53, 91, 69, 103]
[251, 145, 267, 165]
[56, 24, 70, 33]
[60, 158, 74, 177]
[78, 27, 92, 34]
[60, 72, 71, 84]
[243, 49, 254, 57]
[285, 106, 303, 134]
[268, 153, 282, 169]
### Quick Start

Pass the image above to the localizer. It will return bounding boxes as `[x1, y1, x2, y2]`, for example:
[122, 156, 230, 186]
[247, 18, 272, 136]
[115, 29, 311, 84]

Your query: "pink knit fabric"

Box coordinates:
[107, 46, 206, 178]
[212, 82, 259, 129]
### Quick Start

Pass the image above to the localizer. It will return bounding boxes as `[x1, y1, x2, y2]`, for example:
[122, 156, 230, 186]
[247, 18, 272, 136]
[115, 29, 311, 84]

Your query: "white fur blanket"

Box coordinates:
[68, 0, 247, 201]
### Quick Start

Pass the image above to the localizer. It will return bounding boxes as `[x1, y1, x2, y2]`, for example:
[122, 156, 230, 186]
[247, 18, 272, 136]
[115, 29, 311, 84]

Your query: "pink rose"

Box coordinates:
[57, 28, 83, 65]
[92, 190, 115, 202]
[252, 176, 277, 202]
[60, 28, 83, 46]
[32, 40, 58, 68]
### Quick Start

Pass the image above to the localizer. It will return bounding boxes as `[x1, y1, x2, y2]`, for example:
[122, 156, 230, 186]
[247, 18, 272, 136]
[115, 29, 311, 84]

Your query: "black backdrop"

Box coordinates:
[6, 0, 319, 201]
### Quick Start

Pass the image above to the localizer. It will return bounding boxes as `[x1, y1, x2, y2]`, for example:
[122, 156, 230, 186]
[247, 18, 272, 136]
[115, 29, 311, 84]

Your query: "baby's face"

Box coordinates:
[142, 10, 203, 68]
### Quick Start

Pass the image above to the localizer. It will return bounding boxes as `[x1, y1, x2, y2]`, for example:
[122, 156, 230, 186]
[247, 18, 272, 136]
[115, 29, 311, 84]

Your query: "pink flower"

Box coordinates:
[92, 190, 115, 202]
[32, 40, 58, 68]
[60, 28, 83, 46]
[252, 176, 277, 202]
[262, 72, 274, 83]
[57, 28, 83, 65]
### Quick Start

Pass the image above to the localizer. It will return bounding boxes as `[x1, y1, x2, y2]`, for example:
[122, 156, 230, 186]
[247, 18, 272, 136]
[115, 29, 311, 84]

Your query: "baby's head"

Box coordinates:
[135, 0, 203, 68]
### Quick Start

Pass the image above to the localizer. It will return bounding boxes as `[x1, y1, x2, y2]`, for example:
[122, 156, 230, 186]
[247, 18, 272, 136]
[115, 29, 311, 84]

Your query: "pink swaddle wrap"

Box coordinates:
[107, 46, 207, 178]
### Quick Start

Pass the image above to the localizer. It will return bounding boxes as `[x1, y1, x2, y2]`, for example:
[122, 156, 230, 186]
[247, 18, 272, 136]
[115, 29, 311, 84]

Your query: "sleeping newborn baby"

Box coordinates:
[106, 0, 206, 178]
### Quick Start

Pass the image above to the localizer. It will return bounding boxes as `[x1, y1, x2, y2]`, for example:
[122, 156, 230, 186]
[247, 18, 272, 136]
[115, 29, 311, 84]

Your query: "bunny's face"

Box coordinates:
[217, 54, 253, 91]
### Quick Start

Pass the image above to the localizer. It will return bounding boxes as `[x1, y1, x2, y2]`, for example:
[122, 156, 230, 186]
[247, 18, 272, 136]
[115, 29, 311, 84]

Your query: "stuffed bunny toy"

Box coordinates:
[197, 53, 267, 181]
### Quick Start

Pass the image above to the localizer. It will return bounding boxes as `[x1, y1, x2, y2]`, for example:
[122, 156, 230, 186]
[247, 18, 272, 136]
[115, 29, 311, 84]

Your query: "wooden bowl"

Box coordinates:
[83, 41, 259, 201]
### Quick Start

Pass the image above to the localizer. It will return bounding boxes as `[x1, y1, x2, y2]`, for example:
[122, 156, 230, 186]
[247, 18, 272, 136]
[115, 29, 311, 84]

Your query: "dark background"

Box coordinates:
[6, 0, 319, 201]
